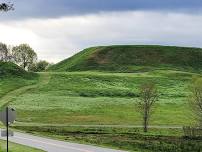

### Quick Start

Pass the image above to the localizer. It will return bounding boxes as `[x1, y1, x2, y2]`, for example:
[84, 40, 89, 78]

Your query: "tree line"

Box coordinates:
[0, 42, 51, 72]
[0, 3, 50, 71]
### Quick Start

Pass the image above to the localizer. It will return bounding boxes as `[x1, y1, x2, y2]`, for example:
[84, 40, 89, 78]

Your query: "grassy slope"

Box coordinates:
[11, 71, 196, 126]
[48, 45, 202, 72]
[0, 61, 37, 78]
[0, 140, 44, 152]
[48, 47, 100, 71]
[0, 62, 39, 104]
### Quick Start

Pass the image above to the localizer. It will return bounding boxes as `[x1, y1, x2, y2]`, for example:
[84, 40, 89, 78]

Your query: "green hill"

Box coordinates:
[0, 61, 36, 78]
[0, 61, 38, 100]
[48, 45, 202, 72]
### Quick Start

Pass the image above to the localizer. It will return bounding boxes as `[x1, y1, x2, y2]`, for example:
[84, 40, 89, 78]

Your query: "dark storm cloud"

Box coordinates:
[1, 0, 202, 20]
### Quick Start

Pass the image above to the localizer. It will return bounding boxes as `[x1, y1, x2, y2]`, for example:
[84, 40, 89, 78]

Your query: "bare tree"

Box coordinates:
[0, 2, 14, 12]
[188, 78, 202, 126]
[137, 82, 158, 132]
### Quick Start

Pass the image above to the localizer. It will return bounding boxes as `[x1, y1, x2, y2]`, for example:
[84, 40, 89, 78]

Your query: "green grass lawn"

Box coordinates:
[9, 70, 198, 126]
[0, 140, 44, 152]
[0, 62, 39, 98]
[0, 77, 38, 99]
[1, 69, 201, 151]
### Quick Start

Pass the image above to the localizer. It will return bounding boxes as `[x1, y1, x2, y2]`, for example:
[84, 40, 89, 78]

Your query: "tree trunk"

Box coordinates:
[143, 103, 148, 133]
[23, 61, 27, 70]
[143, 115, 148, 132]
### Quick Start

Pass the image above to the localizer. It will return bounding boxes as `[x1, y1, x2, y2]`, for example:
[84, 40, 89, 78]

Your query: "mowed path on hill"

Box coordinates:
[0, 73, 51, 108]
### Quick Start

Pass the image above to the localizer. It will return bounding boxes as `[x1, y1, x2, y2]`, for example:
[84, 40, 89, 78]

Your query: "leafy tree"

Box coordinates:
[29, 60, 50, 72]
[188, 77, 202, 126]
[12, 44, 37, 70]
[36, 60, 49, 71]
[28, 63, 37, 72]
[0, 2, 14, 12]
[137, 82, 158, 132]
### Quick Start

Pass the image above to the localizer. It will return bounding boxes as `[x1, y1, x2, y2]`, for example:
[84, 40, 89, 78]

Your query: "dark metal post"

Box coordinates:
[6, 106, 8, 152]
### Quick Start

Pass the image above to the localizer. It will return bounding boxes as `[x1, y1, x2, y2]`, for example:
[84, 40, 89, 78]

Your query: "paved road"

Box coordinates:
[0, 130, 127, 152]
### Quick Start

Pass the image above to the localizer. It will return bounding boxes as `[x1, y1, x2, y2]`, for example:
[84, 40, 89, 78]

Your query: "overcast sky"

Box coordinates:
[1, 0, 202, 63]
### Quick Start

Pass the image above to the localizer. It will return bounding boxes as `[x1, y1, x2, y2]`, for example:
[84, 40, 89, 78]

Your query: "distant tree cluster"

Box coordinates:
[0, 42, 50, 72]
[29, 60, 51, 72]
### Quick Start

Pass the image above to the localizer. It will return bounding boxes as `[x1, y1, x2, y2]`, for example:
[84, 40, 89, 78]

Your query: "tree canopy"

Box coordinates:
[28, 60, 50, 72]
[12, 44, 37, 70]
[0, 3, 14, 12]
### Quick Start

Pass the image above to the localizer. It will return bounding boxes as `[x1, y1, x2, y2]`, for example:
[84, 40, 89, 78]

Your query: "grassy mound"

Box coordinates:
[48, 45, 202, 72]
[0, 61, 39, 98]
[0, 61, 36, 79]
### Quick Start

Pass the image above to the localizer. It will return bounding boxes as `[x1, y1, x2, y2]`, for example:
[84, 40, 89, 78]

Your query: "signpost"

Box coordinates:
[0, 107, 16, 126]
[6, 107, 8, 152]
[0, 107, 16, 152]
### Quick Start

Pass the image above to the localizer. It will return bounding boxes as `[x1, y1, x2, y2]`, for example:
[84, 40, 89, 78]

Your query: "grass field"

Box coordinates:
[0, 77, 37, 98]
[9, 70, 198, 126]
[0, 62, 39, 99]
[0, 140, 44, 152]
[8, 70, 201, 151]
[2, 45, 202, 151]
[2, 64, 201, 151]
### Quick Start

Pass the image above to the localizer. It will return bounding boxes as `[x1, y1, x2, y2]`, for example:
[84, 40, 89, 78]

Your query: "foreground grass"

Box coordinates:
[4, 70, 201, 151]
[0, 140, 44, 152]
[2, 54, 202, 151]
[0, 77, 38, 99]
[11, 70, 197, 126]
[13, 96, 193, 126]
[0, 62, 39, 99]
[13, 125, 202, 152]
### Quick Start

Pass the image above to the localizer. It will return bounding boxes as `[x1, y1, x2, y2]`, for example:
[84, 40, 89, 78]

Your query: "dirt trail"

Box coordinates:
[0, 73, 51, 108]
